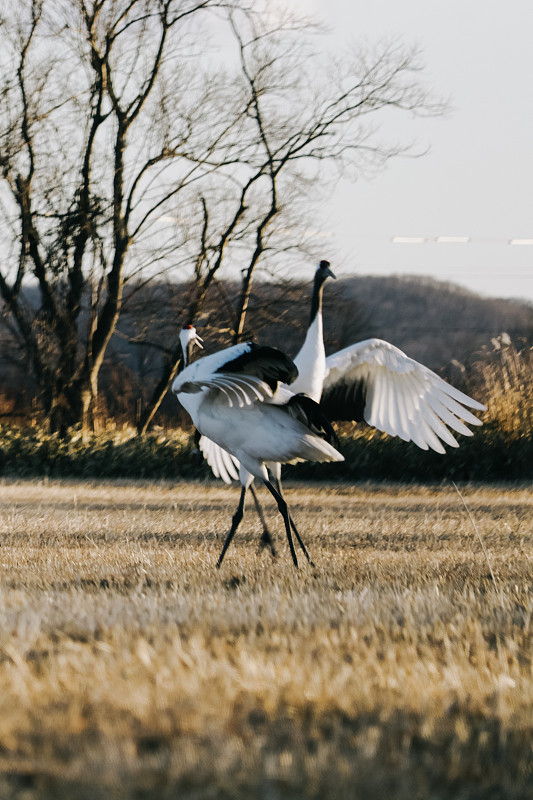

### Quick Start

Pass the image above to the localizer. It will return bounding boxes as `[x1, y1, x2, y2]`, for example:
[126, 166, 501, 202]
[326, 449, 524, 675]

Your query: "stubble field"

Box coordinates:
[0, 479, 531, 799]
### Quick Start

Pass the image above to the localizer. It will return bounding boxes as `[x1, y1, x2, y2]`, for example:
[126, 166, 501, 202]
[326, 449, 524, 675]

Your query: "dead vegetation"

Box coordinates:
[0, 480, 531, 799]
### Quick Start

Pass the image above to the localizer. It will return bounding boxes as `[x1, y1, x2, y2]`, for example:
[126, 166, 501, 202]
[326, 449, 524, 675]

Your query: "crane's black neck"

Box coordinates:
[178, 333, 195, 372]
[184, 340, 195, 369]
[308, 261, 330, 326]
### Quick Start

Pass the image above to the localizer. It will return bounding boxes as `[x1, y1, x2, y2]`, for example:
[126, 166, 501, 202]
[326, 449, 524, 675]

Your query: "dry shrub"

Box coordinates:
[469, 335, 531, 439]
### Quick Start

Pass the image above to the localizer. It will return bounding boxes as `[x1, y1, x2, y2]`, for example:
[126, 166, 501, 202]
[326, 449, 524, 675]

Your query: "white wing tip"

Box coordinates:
[427, 440, 446, 455]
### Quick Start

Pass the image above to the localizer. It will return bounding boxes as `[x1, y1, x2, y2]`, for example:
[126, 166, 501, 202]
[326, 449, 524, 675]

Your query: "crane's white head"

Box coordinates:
[179, 325, 203, 367]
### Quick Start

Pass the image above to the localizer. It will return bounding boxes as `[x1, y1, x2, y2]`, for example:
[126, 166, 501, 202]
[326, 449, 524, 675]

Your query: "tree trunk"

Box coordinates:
[45, 376, 95, 439]
[136, 359, 181, 435]
[234, 271, 253, 344]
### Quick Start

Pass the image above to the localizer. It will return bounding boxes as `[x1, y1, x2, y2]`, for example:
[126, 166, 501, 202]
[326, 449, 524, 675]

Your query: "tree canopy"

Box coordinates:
[0, 0, 442, 434]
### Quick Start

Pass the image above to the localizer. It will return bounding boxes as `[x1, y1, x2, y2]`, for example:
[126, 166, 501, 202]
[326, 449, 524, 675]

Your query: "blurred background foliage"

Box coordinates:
[0, 300, 531, 481]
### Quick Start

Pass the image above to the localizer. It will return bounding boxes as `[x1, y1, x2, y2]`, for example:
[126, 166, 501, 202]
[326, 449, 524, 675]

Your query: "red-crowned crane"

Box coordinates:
[197, 261, 487, 543]
[172, 326, 343, 567]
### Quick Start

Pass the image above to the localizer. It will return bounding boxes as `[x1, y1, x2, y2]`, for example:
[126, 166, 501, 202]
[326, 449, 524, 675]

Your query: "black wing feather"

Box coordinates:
[320, 378, 368, 423]
[218, 344, 298, 390]
[287, 393, 340, 448]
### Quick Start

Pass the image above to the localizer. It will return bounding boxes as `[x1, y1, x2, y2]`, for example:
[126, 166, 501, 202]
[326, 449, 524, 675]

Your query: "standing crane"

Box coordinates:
[198, 261, 487, 544]
[172, 326, 344, 567]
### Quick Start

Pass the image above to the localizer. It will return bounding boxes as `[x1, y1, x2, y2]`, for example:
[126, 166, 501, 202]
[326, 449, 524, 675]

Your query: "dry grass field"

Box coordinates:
[0, 479, 531, 799]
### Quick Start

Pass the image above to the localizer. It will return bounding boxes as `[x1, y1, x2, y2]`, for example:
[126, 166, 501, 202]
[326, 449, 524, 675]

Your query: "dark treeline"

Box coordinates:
[1, 274, 531, 429]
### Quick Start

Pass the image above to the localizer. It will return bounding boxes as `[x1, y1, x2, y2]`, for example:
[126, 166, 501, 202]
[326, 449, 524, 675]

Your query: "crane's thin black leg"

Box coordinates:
[288, 514, 314, 566]
[217, 485, 247, 568]
[263, 479, 298, 568]
[273, 477, 314, 566]
[250, 484, 276, 556]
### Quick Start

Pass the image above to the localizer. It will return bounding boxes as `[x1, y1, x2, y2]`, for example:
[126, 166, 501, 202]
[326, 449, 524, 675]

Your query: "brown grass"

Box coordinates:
[0, 479, 531, 799]
[474, 340, 532, 438]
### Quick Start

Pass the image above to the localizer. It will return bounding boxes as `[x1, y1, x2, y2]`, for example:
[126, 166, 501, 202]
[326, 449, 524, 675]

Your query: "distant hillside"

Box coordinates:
[325, 275, 532, 369]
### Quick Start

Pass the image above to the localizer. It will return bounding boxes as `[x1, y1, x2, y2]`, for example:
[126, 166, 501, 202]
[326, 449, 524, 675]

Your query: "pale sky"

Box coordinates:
[311, 0, 533, 302]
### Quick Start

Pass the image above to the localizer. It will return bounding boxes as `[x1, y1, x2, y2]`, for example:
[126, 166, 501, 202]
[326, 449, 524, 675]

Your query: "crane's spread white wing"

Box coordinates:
[176, 371, 275, 407]
[321, 338, 486, 454]
[199, 435, 240, 484]
[173, 342, 298, 409]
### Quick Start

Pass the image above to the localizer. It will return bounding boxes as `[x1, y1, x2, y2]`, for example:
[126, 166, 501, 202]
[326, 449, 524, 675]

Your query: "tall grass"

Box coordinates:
[474, 336, 532, 440]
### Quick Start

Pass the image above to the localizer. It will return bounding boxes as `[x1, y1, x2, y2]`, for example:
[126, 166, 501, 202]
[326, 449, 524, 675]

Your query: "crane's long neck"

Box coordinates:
[177, 344, 190, 374]
[290, 274, 327, 402]
[178, 328, 198, 372]
[308, 270, 326, 328]
[184, 341, 194, 369]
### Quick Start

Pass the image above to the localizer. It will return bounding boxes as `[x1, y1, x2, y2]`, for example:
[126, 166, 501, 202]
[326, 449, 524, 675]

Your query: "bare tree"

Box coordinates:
[136, 12, 443, 432]
[0, 0, 251, 433]
[0, 0, 442, 435]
